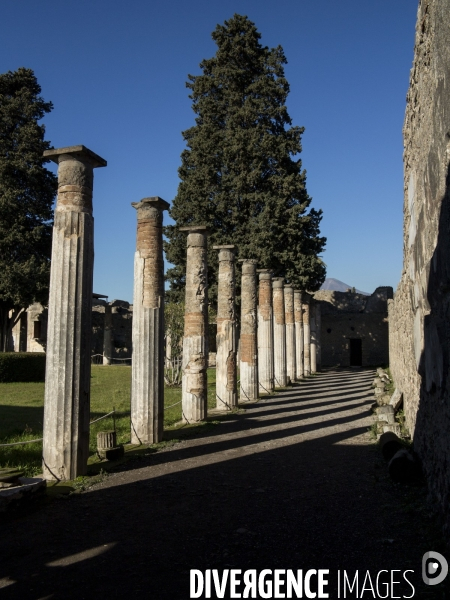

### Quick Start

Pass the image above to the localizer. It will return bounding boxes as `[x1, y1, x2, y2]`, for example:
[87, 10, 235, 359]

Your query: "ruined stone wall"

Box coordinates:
[315, 287, 392, 367]
[13, 299, 133, 360]
[389, 0, 450, 528]
[91, 300, 133, 359]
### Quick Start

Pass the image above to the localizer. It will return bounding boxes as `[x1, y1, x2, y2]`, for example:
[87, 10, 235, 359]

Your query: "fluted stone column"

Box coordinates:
[103, 303, 112, 365]
[284, 284, 296, 384]
[273, 277, 287, 388]
[310, 299, 317, 373]
[315, 302, 322, 372]
[303, 294, 311, 376]
[294, 290, 304, 380]
[181, 226, 209, 422]
[130, 197, 169, 444]
[42, 145, 106, 480]
[257, 270, 274, 394]
[240, 260, 258, 401]
[214, 245, 237, 410]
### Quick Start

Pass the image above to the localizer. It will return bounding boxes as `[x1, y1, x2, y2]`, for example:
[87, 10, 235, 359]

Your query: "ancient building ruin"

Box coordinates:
[11, 298, 133, 362]
[389, 0, 450, 530]
[314, 287, 392, 368]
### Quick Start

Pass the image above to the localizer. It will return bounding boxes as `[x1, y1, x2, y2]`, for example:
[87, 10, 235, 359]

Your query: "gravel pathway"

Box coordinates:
[0, 368, 445, 599]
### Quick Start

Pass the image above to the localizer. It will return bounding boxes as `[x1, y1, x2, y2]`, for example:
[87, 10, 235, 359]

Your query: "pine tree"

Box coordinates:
[0, 68, 57, 351]
[164, 14, 326, 304]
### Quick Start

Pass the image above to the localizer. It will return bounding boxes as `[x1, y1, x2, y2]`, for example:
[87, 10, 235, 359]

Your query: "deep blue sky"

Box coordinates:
[1, 1, 418, 301]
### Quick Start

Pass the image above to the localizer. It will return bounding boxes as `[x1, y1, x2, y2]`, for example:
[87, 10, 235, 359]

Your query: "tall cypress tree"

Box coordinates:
[0, 68, 57, 351]
[164, 14, 326, 303]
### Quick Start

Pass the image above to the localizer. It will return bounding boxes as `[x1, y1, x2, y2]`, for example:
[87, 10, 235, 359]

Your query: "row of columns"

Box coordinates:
[181, 240, 321, 424]
[41, 145, 320, 481]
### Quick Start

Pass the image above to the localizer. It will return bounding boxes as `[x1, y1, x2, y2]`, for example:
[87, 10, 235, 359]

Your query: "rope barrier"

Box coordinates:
[259, 381, 272, 395]
[0, 438, 43, 447]
[273, 375, 283, 388]
[216, 393, 233, 411]
[89, 410, 116, 425]
[164, 400, 182, 411]
[240, 383, 251, 402]
[91, 354, 132, 364]
[0, 409, 120, 448]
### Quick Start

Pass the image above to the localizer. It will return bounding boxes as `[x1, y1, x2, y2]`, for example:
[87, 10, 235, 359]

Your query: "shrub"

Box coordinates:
[0, 352, 46, 382]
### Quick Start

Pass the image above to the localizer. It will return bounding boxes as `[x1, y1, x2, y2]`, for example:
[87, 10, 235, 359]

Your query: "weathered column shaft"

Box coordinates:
[273, 278, 287, 388]
[310, 299, 317, 373]
[284, 284, 296, 384]
[103, 303, 112, 365]
[181, 226, 209, 421]
[240, 260, 258, 400]
[257, 270, 274, 394]
[315, 302, 322, 372]
[294, 290, 304, 379]
[303, 295, 311, 376]
[42, 145, 106, 481]
[130, 197, 169, 444]
[214, 245, 237, 410]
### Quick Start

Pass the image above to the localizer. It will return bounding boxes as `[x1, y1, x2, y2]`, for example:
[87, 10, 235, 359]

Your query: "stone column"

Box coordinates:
[294, 290, 304, 380]
[42, 145, 106, 481]
[103, 303, 112, 365]
[302, 294, 311, 376]
[180, 226, 209, 422]
[310, 299, 317, 373]
[315, 302, 322, 372]
[214, 245, 237, 410]
[273, 277, 287, 388]
[284, 284, 296, 384]
[239, 259, 258, 401]
[130, 197, 169, 444]
[257, 270, 274, 394]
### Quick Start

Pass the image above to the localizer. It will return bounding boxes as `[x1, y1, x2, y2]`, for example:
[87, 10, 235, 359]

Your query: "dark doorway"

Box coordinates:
[349, 338, 362, 366]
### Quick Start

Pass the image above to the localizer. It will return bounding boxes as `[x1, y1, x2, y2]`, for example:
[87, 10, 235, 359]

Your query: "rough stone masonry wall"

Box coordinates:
[389, 0, 450, 528]
[315, 288, 392, 367]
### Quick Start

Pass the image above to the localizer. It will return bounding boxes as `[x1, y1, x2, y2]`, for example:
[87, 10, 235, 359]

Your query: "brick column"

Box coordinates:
[294, 290, 304, 379]
[239, 259, 258, 401]
[214, 245, 237, 410]
[273, 277, 287, 388]
[284, 284, 296, 384]
[257, 270, 274, 394]
[180, 226, 209, 422]
[310, 299, 317, 373]
[103, 303, 112, 365]
[42, 145, 106, 480]
[315, 302, 322, 372]
[130, 197, 169, 444]
[302, 293, 311, 376]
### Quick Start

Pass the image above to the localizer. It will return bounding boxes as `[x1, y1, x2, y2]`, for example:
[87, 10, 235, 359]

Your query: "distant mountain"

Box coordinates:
[320, 278, 370, 295]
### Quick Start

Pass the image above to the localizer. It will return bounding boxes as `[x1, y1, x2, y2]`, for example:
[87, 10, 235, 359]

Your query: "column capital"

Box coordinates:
[272, 277, 285, 288]
[43, 145, 107, 168]
[239, 259, 258, 275]
[179, 224, 211, 235]
[257, 268, 272, 275]
[132, 197, 170, 215]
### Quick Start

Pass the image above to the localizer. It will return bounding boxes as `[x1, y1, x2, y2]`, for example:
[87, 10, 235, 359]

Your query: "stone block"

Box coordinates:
[377, 394, 392, 406]
[379, 431, 404, 461]
[389, 388, 403, 412]
[388, 449, 422, 483]
[382, 423, 402, 436]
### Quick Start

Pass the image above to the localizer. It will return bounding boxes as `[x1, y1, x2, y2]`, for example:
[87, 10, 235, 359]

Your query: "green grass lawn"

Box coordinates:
[0, 365, 218, 476]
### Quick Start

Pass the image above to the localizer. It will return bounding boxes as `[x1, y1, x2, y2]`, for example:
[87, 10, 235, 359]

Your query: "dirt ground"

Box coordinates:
[0, 369, 448, 599]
